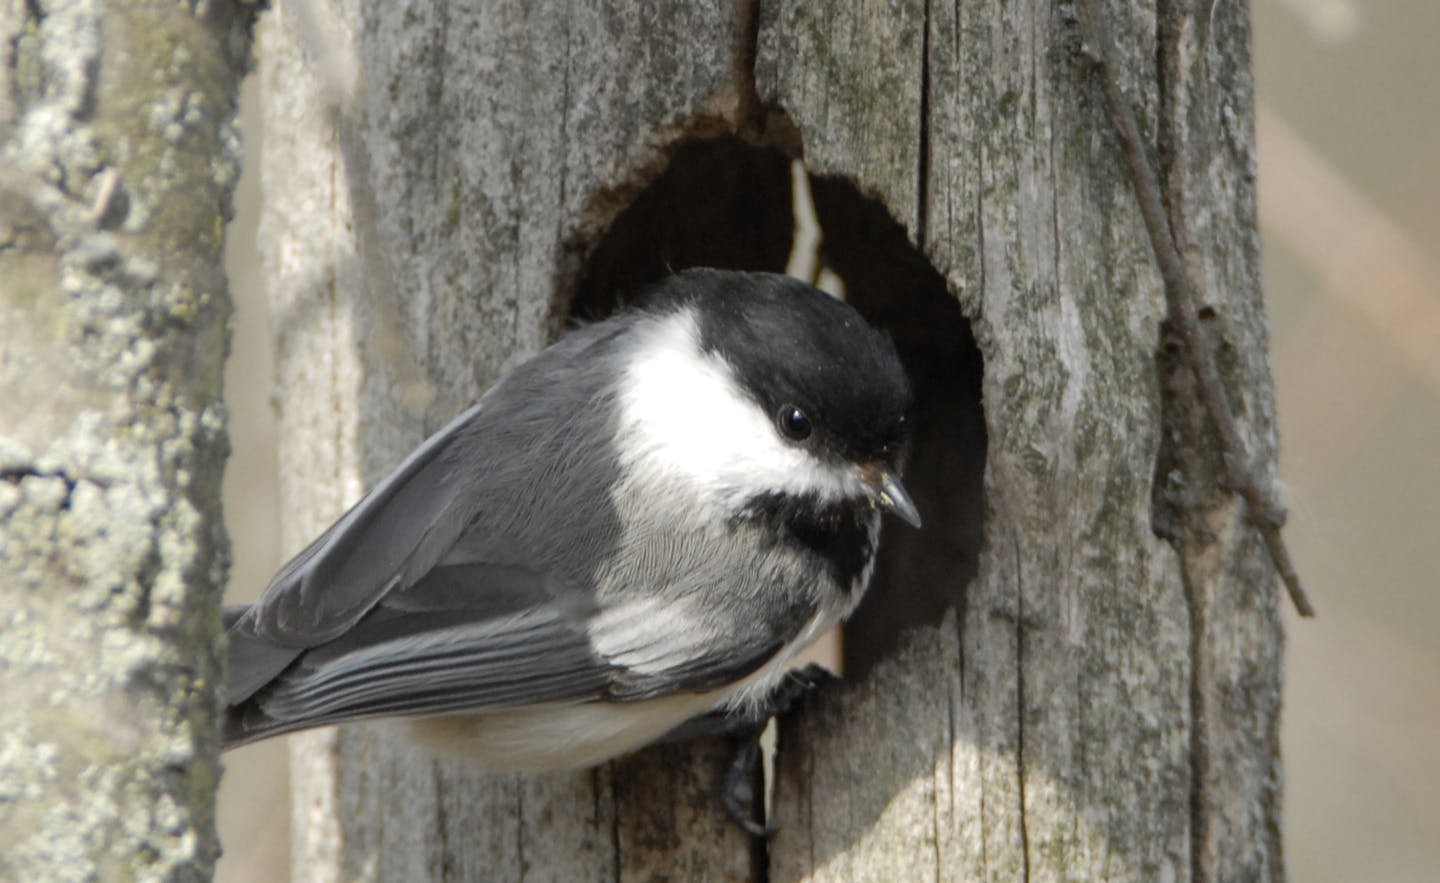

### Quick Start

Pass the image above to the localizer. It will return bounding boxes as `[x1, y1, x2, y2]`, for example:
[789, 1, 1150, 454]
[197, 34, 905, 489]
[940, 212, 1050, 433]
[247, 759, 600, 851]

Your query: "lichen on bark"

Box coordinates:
[0, 1, 255, 879]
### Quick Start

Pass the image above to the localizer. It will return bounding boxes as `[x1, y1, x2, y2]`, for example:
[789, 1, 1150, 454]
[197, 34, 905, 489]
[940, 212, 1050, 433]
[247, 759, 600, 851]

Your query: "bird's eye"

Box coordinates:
[777, 404, 812, 441]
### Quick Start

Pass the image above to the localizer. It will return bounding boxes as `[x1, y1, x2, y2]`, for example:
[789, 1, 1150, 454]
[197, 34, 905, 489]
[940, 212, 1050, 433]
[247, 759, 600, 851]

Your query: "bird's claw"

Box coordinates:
[722, 736, 773, 838]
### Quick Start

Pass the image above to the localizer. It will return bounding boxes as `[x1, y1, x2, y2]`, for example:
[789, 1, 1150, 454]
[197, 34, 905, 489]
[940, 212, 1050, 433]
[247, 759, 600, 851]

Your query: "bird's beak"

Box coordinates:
[858, 463, 922, 529]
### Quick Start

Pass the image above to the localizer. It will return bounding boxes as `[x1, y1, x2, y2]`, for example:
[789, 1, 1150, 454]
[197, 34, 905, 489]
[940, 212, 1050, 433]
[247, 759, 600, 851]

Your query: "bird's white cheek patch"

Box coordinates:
[614, 309, 859, 511]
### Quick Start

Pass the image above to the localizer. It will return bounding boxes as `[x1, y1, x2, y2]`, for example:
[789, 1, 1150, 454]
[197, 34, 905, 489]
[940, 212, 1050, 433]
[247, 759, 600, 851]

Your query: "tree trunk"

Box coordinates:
[761, 1, 1283, 880]
[0, 2, 253, 880]
[257, 0, 1284, 880]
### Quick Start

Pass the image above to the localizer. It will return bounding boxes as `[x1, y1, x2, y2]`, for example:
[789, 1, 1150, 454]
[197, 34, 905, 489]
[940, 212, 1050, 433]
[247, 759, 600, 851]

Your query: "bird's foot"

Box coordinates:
[722, 734, 772, 838]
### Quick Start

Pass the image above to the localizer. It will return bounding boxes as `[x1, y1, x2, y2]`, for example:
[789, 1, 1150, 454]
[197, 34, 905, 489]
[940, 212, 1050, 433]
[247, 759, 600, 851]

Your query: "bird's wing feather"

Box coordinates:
[224, 562, 791, 748]
[251, 402, 488, 642]
[227, 322, 632, 706]
[225, 403, 490, 703]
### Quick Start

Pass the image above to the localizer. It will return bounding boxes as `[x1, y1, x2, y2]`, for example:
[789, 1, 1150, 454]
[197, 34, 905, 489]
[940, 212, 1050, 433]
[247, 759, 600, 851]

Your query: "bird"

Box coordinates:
[222, 267, 919, 830]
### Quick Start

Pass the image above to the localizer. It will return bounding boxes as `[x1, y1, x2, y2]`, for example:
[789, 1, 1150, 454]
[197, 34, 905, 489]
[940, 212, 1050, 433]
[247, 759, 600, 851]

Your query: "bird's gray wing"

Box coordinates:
[223, 561, 792, 748]
[225, 564, 605, 745]
[226, 403, 489, 704]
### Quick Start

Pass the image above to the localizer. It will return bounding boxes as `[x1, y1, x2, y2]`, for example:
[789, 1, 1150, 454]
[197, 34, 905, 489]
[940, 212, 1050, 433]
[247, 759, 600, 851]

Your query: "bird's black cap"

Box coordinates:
[642, 268, 912, 468]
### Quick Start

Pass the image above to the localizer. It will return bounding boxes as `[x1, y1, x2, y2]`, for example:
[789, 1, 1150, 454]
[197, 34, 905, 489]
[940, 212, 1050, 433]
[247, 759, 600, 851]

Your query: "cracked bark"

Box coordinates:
[263, 0, 1284, 880]
[262, 1, 762, 880]
[762, 0, 1282, 880]
[0, 1, 254, 880]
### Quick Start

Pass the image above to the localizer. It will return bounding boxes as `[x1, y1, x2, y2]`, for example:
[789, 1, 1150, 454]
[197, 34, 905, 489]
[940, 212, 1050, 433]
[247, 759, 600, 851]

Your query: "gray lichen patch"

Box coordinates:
[0, 0, 254, 880]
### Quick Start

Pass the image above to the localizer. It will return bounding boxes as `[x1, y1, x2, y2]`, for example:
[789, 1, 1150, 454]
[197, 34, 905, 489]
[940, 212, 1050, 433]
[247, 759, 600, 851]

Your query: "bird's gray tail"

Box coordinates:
[220, 602, 308, 749]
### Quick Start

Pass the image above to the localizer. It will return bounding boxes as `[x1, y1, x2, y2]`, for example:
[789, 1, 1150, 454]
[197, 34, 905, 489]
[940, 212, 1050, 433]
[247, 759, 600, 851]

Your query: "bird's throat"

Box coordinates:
[733, 493, 879, 593]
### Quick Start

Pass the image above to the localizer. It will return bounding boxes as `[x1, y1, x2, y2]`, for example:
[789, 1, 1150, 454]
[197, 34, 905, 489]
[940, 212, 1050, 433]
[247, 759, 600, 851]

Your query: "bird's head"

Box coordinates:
[613, 269, 919, 529]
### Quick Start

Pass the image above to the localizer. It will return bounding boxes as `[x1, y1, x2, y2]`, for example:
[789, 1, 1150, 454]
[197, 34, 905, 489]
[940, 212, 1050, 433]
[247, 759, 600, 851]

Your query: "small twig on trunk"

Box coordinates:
[1075, 1, 1315, 617]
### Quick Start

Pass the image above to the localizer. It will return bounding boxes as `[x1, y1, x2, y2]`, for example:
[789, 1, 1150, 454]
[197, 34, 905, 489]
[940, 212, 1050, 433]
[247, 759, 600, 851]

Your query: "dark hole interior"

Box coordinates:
[568, 136, 796, 319]
[564, 135, 986, 679]
[806, 175, 986, 677]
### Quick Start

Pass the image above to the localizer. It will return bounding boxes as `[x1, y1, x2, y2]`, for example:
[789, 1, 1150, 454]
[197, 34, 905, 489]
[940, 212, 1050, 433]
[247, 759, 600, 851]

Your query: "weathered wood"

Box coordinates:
[0, 1, 253, 879]
[1156, 2, 1285, 878]
[758, 0, 1280, 880]
[258, 0, 764, 879]
[258, 0, 1284, 879]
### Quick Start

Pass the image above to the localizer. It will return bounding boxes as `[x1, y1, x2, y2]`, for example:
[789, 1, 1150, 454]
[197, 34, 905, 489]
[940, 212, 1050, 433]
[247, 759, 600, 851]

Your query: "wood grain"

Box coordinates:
[258, 0, 1285, 879]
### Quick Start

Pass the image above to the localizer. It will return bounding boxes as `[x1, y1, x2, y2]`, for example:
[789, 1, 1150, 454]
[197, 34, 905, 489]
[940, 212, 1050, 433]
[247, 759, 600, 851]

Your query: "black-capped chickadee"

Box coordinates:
[223, 268, 919, 828]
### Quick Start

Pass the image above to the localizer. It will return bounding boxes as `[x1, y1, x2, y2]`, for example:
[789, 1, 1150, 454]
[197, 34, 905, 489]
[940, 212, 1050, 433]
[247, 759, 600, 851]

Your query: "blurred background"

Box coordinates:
[1254, 2, 1440, 880]
[217, 1, 1440, 879]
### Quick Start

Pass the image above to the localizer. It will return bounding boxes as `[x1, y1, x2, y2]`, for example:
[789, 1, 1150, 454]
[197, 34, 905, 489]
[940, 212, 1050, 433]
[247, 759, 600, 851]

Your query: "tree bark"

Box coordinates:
[0, 1, 253, 880]
[258, 1, 765, 879]
[761, 1, 1282, 879]
[257, 0, 1284, 881]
